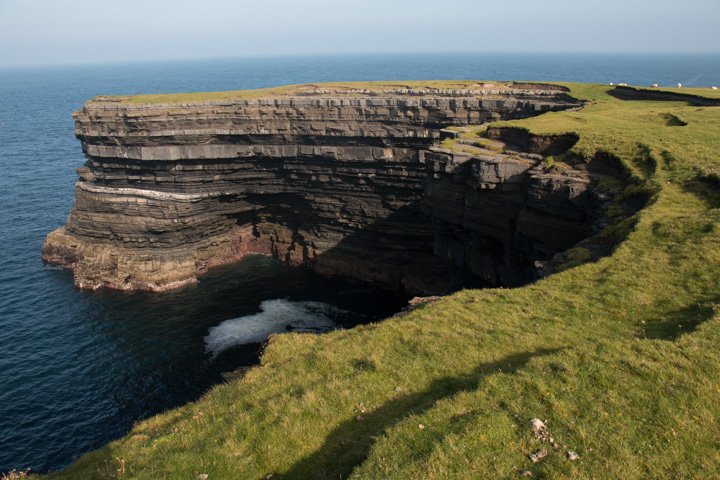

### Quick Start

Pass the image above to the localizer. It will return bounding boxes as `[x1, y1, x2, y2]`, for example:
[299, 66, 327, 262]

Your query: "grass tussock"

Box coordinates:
[47, 82, 720, 479]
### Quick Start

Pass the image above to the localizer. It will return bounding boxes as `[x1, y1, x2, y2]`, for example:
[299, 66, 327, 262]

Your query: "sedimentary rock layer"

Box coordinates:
[43, 84, 591, 293]
[423, 131, 622, 288]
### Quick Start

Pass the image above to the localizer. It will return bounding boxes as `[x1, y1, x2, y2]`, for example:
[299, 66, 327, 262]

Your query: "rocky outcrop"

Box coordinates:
[423, 127, 621, 287]
[43, 84, 595, 294]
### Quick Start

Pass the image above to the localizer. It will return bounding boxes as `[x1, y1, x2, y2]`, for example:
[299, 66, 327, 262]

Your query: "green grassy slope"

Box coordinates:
[51, 83, 720, 479]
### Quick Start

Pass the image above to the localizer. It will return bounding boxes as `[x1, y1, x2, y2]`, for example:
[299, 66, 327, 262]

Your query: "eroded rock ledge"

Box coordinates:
[43, 83, 615, 294]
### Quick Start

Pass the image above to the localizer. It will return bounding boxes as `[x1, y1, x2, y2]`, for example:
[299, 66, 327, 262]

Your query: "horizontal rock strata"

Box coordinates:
[43, 85, 590, 293]
[423, 129, 621, 287]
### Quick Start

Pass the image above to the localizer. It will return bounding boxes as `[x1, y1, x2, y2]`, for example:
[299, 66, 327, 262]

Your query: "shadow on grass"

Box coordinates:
[682, 176, 720, 210]
[639, 299, 719, 341]
[272, 348, 561, 480]
[607, 86, 720, 106]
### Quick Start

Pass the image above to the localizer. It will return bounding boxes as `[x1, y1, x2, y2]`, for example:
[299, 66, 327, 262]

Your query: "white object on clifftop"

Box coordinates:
[677, 83, 682, 88]
[712, 86, 718, 90]
[651, 84, 658, 87]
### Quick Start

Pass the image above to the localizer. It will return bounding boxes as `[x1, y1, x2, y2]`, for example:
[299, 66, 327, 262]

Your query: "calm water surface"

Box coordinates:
[1, 52, 718, 473]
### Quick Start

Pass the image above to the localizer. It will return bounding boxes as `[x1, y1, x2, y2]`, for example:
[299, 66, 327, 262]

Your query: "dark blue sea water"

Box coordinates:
[0, 52, 718, 474]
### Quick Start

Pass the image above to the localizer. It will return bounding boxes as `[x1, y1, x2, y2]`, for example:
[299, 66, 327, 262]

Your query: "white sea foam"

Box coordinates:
[205, 299, 345, 355]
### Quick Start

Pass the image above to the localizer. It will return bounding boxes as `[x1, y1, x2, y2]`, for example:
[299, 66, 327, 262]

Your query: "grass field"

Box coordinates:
[47, 82, 720, 479]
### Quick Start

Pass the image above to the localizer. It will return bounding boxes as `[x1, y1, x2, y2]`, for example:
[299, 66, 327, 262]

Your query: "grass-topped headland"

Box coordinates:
[48, 82, 720, 479]
[88, 80, 566, 105]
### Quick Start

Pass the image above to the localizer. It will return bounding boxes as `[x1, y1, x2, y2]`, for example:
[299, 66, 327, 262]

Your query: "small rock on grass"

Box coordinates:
[567, 451, 580, 461]
[529, 417, 553, 443]
[528, 449, 547, 463]
[512, 466, 532, 476]
[529, 418, 546, 433]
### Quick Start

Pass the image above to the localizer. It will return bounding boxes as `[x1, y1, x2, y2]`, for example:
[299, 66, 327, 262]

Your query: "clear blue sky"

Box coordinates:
[0, 0, 718, 67]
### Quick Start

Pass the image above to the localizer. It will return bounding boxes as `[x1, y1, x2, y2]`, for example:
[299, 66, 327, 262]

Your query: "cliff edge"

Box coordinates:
[43, 81, 609, 293]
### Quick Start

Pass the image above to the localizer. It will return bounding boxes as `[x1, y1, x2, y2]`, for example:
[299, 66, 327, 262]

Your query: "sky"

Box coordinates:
[0, 0, 718, 67]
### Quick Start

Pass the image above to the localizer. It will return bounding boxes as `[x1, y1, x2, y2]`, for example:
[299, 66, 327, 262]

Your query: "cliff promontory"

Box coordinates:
[46, 81, 720, 479]
[43, 82, 616, 293]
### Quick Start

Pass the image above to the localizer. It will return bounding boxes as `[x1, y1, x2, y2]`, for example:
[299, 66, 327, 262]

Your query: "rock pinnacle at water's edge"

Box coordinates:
[42, 82, 623, 293]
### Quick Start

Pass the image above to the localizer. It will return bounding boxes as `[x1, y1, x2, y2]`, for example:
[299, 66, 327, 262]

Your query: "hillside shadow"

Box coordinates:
[638, 299, 719, 341]
[242, 192, 464, 295]
[241, 143, 616, 297]
[271, 348, 560, 480]
[608, 86, 720, 106]
[682, 175, 720, 210]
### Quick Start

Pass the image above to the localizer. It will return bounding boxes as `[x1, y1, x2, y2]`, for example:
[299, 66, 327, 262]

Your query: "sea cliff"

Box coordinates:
[43, 82, 616, 293]
[42, 82, 720, 480]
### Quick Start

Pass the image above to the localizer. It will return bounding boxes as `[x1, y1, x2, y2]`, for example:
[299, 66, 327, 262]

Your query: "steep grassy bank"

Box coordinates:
[47, 82, 720, 479]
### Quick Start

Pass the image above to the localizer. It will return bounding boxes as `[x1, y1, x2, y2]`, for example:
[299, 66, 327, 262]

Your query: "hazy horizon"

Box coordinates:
[3, 51, 720, 71]
[1, 0, 718, 68]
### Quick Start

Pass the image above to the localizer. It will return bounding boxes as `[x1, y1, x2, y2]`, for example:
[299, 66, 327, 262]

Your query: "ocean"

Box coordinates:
[0, 52, 718, 474]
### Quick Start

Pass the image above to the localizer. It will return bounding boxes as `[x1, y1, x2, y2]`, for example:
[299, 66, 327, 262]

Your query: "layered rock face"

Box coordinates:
[423, 128, 618, 288]
[43, 84, 589, 293]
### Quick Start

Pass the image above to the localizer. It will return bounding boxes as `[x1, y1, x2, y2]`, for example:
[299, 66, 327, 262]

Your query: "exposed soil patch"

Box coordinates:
[485, 126, 579, 156]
